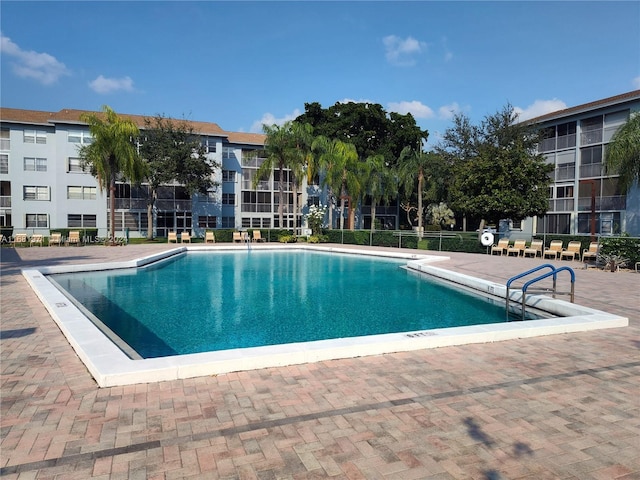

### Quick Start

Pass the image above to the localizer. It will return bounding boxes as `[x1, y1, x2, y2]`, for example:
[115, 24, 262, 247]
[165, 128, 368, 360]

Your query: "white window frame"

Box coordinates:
[67, 186, 97, 200]
[24, 157, 47, 172]
[26, 214, 48, 228]
[68, 130, 93, 144]
[67, 214, 97, 228]
[23, 129, 47, 144]
[67, 157, 90, 173]
[24, 186, 50, 201]
[0, 154, 8, 174]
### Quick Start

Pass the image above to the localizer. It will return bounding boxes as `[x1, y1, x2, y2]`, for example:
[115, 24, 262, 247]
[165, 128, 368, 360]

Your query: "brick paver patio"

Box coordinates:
[1, 244, 638, 479]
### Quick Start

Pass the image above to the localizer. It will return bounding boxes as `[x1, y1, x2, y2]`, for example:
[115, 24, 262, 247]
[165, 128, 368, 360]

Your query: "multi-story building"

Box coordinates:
[529, 90, 639, 237]
[0, 108, 313, 238]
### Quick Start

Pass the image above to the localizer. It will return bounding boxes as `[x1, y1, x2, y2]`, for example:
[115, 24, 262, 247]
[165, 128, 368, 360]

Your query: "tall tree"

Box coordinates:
[398, 147, 440, 235]
[438, 105, 553, 227]
[138, 115, 218, 239]
[78, 105, 145, 244]
[604, 112, 640, 192]
[362, 154, 397, 231]
[312, 136, 359, 229]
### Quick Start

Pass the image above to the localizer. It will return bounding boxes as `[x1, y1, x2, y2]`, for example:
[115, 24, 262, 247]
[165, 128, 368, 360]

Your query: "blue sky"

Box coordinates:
[1, 1, 639, 147]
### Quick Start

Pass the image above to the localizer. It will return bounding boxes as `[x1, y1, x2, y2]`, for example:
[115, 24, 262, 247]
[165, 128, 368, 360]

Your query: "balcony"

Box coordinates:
[580, 163, 603, 178]
[548, 198, 575, 212]
[578, 195, 626, 211]
[580, 129, 602, 146]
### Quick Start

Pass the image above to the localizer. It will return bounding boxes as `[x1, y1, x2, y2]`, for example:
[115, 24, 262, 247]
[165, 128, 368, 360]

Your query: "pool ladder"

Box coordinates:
[506, 264, 575, 321]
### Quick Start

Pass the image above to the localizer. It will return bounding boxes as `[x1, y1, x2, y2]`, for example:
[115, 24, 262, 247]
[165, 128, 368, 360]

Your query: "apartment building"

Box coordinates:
[527, 90, 640, 237]
[0, 108, 312, 238]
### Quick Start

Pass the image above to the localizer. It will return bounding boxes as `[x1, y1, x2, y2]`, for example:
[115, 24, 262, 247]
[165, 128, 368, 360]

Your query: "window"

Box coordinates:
[0, 154, 7, 174]
[556, 185, 574, 198]
[581, 116, 603, 145]
[221, 217, 235, 228]
[222, 146, 235, 160]
[0, 130, 9, 150]
[222, 193, 235, 205]
[556, 122, 576, 149]
[68, 214, 97, 228]
[202, 138, 217, 153]
[24, 186, 50, 201]
[26, 214, 48, 228]
[23, 129, 47, 144]
[68, 157, 89, 173]
[222, 170, 236, 182]
[241, 191, 272, 212]
[68, 130, 93, 144]
[580, 145, 603, 178]
[24, 157, 47, 172]
[67, 186, 96, 200]
[198, 215, 217, 228]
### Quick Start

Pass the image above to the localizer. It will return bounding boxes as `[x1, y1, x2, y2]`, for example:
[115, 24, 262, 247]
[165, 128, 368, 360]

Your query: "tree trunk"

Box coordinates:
[278, 167, 284, 229]
[146, 192, 155, 240]
[327, 190, 334, 229]
[109, 179, 116, 246]
[417, 174, 423, 238]
[348, 197, 355, 230]
[371, 203, 377, 232]
[292, 181, 298, 236]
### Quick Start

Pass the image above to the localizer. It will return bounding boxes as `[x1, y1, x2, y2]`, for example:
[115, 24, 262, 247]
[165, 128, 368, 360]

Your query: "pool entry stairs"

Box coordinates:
[506, 264, 575, 321]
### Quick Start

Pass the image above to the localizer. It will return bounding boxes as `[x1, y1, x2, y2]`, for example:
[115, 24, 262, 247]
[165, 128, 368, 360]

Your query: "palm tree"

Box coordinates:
[79, 105, 144, 244]
[398, 147, 438, 236]
[289, 122, 314, 235]
[312, 137, 359, 230]
[604, 113, 640, 192]
[363, 155, 398, 232]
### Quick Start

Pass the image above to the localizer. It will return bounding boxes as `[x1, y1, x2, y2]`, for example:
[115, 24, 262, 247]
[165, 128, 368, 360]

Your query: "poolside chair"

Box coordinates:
[560, 241, 582, 261]
[582, 242, 599, 263]
[523, 239, 543, 258]
[204, 231, 215, 244]
[167, 231, 178, 243]
[68, 231, 81, 246]
[30, 234, 44, 247]
[181, 231, 191, 243]
[12, 233, 28, 247]
[507, 239, 526, 257]
[543, 240, 563, 259]
[491, 238, 509, 256]
[252, 230, 265, 242]
[49, 233, 63, 246]
[233, 232, 242, 243]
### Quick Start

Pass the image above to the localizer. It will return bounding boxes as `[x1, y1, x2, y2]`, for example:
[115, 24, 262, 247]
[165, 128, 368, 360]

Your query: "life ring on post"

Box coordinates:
[480, 232, 494, 246]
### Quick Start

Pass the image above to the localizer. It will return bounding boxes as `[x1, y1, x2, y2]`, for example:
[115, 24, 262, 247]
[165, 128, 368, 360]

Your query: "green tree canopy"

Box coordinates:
[297, 101, 428, 166]
[138, 115, 219, 239]
[604, 112, 640, 192]
[78, 105, 144, 244]
[437, 105, 553, 227]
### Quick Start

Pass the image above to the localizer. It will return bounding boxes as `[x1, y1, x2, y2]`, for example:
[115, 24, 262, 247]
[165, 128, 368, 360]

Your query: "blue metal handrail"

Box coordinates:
[506, 265, 575, 321]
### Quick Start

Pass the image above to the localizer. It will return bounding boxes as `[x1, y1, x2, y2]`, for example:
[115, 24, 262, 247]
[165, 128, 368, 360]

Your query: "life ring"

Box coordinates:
[480, 232, 494, 246]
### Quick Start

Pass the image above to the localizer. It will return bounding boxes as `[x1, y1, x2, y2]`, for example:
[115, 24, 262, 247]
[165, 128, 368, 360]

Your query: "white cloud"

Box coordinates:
[632, 76, 640, 89]
[438, 102, 462, 120]
[250, 109, 302, 133]
[383, 35, 427, 66]
[89, 75, 134, 94]
[387, 100, 434, 119]
[514, 99, 567, 121]
[0, 33, 70, 85]
[338, 97, 374, 105]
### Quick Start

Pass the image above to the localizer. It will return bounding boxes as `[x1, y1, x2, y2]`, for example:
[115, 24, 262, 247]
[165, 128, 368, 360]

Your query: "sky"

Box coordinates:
[1, 1, 639, 147]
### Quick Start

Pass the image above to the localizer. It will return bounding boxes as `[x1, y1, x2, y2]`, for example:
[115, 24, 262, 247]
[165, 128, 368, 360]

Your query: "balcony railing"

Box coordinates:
[578, 195, 626, 211]
[580, 163, 603, 178]
[114, 199, 147, 210]
[580, 129, 602, 145]
[548, 198, 575, 212]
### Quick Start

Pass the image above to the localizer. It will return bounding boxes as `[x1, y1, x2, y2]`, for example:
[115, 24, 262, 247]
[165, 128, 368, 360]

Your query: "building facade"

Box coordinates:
[0, 108, 315, 239]
[530, 90, 640, 237]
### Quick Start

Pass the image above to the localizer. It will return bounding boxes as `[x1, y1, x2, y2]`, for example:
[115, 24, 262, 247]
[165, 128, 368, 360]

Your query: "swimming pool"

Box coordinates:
[23, 245, 628, 387]
[49, 250, 541, 359]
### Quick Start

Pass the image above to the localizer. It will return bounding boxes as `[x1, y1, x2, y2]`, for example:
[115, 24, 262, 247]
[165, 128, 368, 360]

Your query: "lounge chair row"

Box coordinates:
[167, 231, 266, 244]
[233, 231, 265, 243]
[491, 238, 599, 261]
[1, 232, 81, 247]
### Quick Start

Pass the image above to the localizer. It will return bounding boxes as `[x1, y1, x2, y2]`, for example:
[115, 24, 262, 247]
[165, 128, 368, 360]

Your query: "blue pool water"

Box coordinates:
[51, 251, 517, 358]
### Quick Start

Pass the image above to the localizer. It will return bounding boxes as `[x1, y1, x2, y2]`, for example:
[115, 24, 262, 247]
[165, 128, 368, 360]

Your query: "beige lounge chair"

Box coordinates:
[167, 231, 178, 243]
[30, 234, 44, 247]
[13, 233, 28, 247]
[252, 230, 265, 242]
[205, 231, 215, 244]
[507, 239, 526, 257]
[560, 241, 582, 261]
[49, 233, 63, 246]
[181, 231, 191, 243]
[523, 239, 543, 258]
[491, 238, 509, 256]
[582, 242, 599, 263]
[233, 232, 242, 243]
[68, 231, 81, 246]
[543, 240, 563, 259]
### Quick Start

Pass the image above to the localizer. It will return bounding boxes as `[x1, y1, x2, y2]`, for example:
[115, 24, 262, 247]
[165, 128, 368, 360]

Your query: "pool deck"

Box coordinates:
[1, 243, 639, 479]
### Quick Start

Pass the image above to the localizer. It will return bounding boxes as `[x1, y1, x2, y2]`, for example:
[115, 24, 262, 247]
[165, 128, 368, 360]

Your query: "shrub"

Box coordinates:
[600, 234, 640, 266]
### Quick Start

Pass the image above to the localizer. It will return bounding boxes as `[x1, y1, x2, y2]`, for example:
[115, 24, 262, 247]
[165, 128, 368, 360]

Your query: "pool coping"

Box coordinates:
[22, 245, 628, 387]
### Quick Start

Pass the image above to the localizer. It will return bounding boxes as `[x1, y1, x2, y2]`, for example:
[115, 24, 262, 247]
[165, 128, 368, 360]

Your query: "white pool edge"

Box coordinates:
[23, 245, 628, 387]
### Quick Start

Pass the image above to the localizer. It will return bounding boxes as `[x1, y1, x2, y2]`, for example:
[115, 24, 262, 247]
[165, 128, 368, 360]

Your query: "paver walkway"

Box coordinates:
[1, 244, 638, 479]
